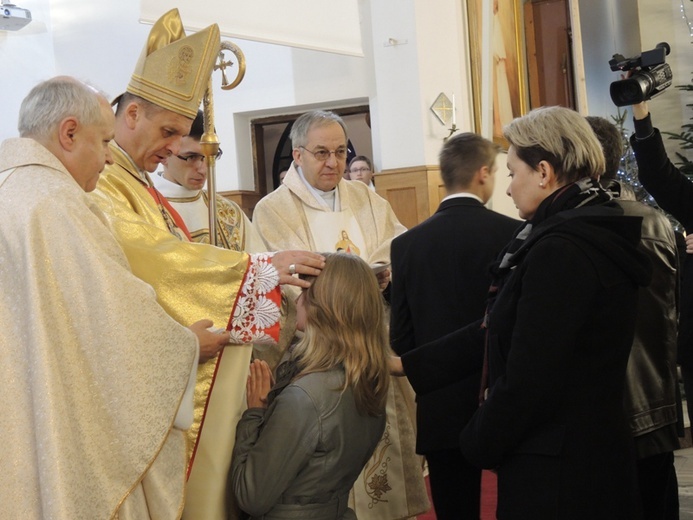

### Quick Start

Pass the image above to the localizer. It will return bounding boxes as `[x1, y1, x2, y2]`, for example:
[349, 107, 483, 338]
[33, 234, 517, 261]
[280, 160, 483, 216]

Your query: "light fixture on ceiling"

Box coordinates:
[0, 0, 32, 31]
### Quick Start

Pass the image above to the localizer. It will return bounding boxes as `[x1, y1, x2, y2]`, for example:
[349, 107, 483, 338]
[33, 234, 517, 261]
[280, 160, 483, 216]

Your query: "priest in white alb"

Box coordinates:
[253, 111, 404, 277]
[0, 76, 233, 519]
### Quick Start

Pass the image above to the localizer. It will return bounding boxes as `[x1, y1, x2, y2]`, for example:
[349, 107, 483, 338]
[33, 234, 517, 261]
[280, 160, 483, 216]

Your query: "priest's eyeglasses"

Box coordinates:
[175, 150, 223, 164]
[299, 146, 347, 162]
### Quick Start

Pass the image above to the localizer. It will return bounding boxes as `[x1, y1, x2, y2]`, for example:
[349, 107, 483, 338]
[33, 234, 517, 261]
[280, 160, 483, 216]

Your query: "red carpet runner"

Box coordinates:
[417, 470, 497, 520]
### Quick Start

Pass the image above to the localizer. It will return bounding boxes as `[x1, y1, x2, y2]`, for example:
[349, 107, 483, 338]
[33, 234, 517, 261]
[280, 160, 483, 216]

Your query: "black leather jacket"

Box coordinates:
[609, 182, 679, 457]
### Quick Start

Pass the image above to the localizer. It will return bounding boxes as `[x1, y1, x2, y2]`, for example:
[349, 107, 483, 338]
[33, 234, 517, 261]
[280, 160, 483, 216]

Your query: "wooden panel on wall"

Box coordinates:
[375, 165, 443, 229]
[386, 186, 420, 230]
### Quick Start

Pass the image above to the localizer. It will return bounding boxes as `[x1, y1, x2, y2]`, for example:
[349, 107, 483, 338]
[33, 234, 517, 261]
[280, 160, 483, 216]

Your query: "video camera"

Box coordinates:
[608, 42, 672, 107]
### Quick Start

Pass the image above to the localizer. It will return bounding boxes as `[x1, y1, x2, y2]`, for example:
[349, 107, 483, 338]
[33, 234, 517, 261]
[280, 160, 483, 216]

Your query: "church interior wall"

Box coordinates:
[1, 0, 691, 220]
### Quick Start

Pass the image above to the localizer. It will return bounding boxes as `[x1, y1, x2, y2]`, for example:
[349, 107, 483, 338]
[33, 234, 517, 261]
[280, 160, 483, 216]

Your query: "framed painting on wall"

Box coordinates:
[467, 0, 529, 146]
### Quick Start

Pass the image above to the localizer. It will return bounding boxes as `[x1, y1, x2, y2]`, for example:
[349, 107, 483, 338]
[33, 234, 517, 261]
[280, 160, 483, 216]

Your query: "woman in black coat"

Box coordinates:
[394, 106, 652, 519]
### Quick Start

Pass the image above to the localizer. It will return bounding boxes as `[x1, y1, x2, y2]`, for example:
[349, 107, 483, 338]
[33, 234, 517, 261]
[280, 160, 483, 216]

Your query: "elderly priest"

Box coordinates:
[0, 76, 235, 519]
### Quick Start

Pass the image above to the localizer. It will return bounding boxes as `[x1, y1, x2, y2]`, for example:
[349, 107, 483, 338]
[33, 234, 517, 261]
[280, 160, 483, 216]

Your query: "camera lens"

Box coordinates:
[610, 74, 655, 107]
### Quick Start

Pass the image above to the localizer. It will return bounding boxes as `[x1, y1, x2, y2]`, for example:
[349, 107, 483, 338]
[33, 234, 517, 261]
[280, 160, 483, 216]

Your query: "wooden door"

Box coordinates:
[524, 0, 576, 109]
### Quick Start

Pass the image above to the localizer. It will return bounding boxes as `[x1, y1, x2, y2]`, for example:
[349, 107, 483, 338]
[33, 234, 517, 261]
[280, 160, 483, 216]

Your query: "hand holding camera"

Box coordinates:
[609, 42, 672, 107]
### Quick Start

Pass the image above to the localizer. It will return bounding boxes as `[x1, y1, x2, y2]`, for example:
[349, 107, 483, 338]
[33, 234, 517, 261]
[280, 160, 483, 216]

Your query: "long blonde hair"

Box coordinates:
[292, 253, 390, 416]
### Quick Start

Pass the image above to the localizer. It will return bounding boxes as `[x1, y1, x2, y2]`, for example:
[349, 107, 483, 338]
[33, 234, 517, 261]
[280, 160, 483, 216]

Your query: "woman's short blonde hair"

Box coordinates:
[293, 253, 390, 416]
[503, 106, 605, 184]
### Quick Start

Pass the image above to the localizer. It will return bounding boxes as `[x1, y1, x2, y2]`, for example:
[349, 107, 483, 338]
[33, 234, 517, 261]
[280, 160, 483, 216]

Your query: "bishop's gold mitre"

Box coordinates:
[126, 8, 220, 119]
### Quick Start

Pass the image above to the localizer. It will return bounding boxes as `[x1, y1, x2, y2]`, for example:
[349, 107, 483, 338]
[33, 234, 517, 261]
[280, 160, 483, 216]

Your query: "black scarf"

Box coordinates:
[484, 178, 614, 327]
[477, 178, 645, 402]
[494, 178, 614, 274]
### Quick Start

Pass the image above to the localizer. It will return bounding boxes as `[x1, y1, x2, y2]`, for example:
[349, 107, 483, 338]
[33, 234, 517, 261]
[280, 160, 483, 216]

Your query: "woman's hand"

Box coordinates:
[686, 233, 693, 254]
[247, 359, 273, 409]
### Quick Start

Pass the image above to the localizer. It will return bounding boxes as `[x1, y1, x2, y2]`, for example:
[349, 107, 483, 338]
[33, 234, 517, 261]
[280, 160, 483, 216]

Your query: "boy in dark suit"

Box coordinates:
[390, 132, 519, 519]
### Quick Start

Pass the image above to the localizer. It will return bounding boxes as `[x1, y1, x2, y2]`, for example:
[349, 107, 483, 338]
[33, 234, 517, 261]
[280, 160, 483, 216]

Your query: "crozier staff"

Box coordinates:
[90, 9, 324, 519]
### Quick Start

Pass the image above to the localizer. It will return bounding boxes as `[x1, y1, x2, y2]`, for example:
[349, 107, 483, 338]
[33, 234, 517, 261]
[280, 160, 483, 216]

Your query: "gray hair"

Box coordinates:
[18, 77, 106, 140]
[503, 106, 605, 184]
[290, 110, 348, 149]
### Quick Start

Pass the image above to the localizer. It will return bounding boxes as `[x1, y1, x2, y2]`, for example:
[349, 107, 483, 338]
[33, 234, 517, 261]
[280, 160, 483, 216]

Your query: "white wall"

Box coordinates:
[2, 0, 689, 196]
[577, 0, 642, 119]
[0, 0, 147, 139]
[0, 0, 372, 191]
[367, 0, 472, 170]
[0, 0, 56, 137]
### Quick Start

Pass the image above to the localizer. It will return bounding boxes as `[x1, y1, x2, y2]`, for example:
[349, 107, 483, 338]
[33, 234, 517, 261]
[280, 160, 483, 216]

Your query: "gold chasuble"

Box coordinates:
[0, 138, 197, 519]
[92, 143, 282, 520]
[152, 171, 295, 374]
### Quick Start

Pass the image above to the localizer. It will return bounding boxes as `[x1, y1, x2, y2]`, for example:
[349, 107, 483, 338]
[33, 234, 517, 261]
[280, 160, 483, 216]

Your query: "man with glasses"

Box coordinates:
[154, 110, 266, 252]
[254, 110, 405, 291]
[253, 110, 431, 520]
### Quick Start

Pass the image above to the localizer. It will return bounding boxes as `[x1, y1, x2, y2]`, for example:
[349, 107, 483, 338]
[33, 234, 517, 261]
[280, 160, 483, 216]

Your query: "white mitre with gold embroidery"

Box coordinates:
[125, 8, 220, 119]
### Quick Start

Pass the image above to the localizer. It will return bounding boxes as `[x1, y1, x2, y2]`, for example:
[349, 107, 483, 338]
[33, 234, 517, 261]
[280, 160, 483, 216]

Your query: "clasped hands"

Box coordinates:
[246, 359, 273, 409]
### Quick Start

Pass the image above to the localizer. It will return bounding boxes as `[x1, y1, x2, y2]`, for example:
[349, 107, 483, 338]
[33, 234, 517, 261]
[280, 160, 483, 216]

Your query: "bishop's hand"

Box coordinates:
[271, 250, 325, 287]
